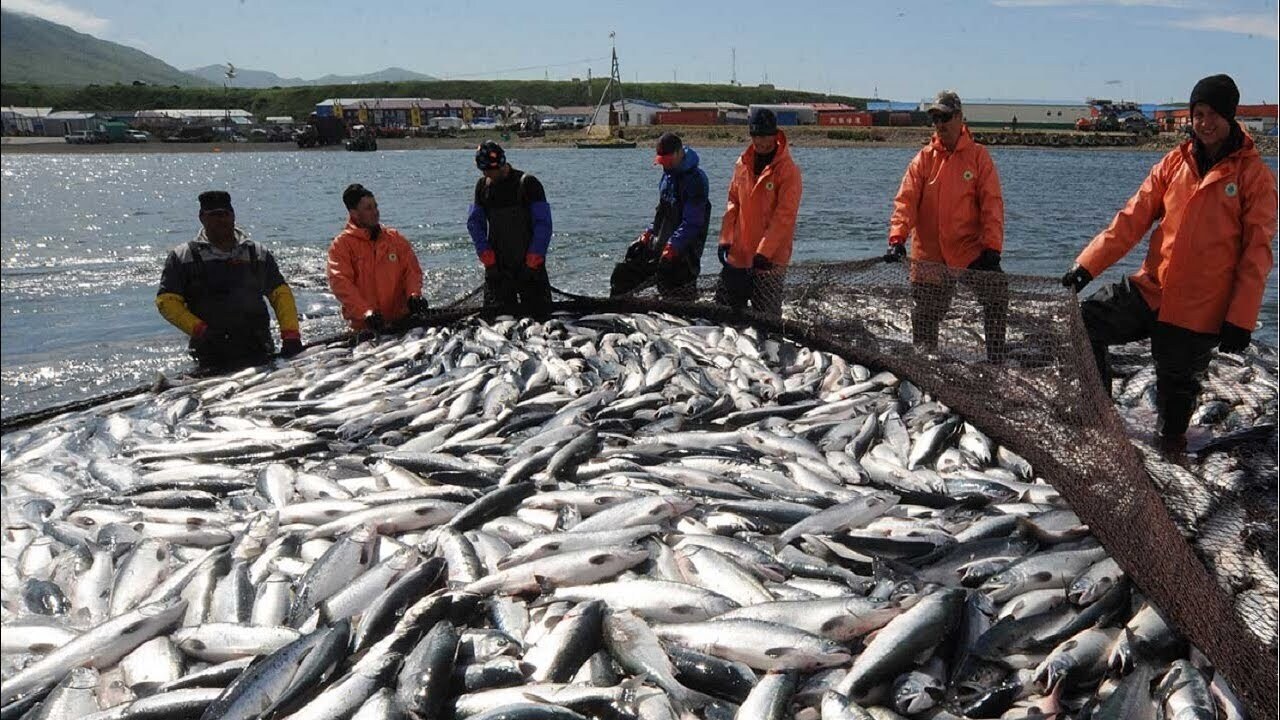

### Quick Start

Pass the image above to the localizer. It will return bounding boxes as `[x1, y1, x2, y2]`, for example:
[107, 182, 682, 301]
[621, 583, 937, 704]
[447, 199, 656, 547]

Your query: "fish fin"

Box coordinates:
[533, 574, 555, 595]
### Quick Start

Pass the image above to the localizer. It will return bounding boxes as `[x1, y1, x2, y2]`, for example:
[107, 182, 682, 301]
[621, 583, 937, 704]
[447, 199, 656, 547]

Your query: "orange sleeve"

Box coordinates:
[399, 232, 424, 298]
[326, 235, 373, 319]
[977, 148, 1005, 252]
[719, 163, 741, 248]
[889, 151, 926, 243]
[1225, 160, 1278, 330]
[757, 161, 803, 263]
[1077, 154, 1171, 277]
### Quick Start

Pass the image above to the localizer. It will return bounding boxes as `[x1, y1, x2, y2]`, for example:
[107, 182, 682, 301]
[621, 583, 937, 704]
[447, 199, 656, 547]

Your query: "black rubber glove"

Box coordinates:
[752, 253, 774, 272]
[1218, 322, 1251, 353]
[1061, 265, 1093, 293]
[883, 243, 907, 263]
[968, 248, 1003, 272]
[717, 245, 731, 267]
[363, 311, 385, 334]
[279, 338, 304, 358]
[407, 295, 430, 315]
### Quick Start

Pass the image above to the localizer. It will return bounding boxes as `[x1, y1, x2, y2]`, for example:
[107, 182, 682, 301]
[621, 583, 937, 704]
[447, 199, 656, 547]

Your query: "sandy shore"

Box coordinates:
[5, 126, 1272, 155]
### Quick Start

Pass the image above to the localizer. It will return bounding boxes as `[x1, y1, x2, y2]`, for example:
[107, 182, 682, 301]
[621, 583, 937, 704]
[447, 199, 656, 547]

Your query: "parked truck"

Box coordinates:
[1076, 100, 1159, 136]
[296, 114, 347, 148]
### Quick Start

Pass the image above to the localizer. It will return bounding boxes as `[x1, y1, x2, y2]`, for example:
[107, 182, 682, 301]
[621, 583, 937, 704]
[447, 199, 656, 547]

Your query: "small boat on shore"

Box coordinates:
[575, 139, 637, 149]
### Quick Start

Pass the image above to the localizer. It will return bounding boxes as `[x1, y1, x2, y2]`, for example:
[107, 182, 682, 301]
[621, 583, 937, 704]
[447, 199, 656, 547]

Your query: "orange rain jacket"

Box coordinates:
[719, 131, 803, 269]
[889, 127, 1004, 269]
[327, 221, 424, 330]
[1077, 128, 1277, 335]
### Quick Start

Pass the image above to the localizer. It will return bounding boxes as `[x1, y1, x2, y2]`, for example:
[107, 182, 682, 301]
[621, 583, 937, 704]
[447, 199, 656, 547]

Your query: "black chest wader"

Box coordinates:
[185, 243, 273, 370]
[483, 176, 552, 315]
[651, 173, 710, 301]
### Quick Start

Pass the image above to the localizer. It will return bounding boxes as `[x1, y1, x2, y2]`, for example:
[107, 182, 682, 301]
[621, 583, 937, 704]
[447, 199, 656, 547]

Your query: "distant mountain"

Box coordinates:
[185, 65, 307, 88]
[184, 65, 437, 88]
[0, 10, 209, 87]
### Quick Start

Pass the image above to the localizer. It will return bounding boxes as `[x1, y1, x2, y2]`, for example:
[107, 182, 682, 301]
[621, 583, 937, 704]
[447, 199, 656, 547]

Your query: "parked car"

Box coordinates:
[125, 130, 150, 143]
[64, 130, 109, 144]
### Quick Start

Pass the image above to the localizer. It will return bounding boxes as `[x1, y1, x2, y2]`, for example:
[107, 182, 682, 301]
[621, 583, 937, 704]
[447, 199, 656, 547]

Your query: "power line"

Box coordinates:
[442, 57, 609, 80]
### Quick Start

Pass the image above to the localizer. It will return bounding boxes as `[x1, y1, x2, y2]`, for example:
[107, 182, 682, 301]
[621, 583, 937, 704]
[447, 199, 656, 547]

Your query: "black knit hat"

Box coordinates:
[1189, 74, 1239, 121]
[749, 108, 778, 137]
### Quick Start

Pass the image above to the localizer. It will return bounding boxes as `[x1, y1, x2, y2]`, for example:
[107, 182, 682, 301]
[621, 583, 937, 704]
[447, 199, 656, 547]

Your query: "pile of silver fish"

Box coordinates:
[1109, 342, 1279, 650]
[0, 312, 1258, 720]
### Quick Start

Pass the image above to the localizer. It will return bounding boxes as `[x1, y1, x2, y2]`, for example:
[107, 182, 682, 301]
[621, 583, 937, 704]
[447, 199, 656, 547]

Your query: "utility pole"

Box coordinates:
[731, 48, 737, 86]
[223, 63, 236, 134]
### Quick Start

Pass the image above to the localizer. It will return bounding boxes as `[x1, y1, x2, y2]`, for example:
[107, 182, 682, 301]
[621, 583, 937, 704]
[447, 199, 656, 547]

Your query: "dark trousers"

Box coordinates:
[191, 340, 270, 373]
[714, 266, 786, 317]
[610, 248, 700, 302]
[655, 256, 699, 302]
[910, 269, 1008, 362]
[484, 264, 552, 316]
[1080, 278, 1218, 439]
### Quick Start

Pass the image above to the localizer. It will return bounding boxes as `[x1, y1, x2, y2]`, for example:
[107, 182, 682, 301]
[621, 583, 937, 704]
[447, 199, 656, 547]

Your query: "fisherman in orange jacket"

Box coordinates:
[1061, 74, 1277, 456]
[715, 108, 803, 317]
[327, 183, 427, 338]
[885, 90, 1007, 361]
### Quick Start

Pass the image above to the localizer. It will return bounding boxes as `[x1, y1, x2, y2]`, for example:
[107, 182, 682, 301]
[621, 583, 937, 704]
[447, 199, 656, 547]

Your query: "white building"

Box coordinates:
[1, 106, 53, 134]
[925, 100, 1092, 130]
[592, 99, 663, 127]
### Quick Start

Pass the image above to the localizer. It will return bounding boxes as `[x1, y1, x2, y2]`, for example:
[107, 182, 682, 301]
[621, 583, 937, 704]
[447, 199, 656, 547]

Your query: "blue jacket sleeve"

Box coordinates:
[667, 171, 709, 252]
[466, 204, 490, 255]
[529, 201, 553, 256]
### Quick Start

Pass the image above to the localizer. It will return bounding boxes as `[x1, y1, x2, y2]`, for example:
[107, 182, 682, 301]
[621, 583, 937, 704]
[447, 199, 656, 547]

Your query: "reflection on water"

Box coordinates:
[2, 147, 1276, 417]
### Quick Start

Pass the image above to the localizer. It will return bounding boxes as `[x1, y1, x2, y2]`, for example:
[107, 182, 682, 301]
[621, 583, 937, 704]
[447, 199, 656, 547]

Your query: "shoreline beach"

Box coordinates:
[8, 125, 1265, 155]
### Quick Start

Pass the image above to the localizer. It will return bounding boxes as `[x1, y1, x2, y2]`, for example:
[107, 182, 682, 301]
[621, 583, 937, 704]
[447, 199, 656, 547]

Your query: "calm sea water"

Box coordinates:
[2, 146, 1276, 418]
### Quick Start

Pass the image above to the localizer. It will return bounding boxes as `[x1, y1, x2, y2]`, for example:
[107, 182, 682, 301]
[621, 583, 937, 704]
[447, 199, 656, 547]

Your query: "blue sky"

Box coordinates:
[4, 0, 1277, 103]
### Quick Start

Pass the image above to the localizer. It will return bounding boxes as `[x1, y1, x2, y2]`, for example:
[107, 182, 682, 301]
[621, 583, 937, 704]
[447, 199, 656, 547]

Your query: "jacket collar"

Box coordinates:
[666, 147, 701, 176]
[192, 226, 248, 248]
[342, 219, 382, 241]
[740, 130, 790, 165]
[1178, 122, 1259, 180]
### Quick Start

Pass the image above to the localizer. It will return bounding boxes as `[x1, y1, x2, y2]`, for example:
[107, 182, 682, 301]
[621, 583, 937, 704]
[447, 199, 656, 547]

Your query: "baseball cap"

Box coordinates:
[926, 90, 962, 117]
[198, 190, 233, 214]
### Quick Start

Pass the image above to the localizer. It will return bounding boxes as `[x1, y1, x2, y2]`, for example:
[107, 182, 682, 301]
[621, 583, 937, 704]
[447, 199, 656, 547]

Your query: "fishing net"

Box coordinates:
[433, 256, 1277, 718]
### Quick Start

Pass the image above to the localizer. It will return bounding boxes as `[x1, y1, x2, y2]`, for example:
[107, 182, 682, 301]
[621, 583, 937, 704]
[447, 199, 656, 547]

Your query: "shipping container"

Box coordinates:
[817, 111, 872, 126]
[654, 109, 721, 125]
[871, 111, 892, 127]
[889, 112, 912, 127]
[775, 111, 800, 126]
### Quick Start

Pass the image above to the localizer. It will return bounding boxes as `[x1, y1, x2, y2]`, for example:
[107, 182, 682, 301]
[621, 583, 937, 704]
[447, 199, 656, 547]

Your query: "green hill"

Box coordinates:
[0, 10, 208, 87]
[0, 79, 865, 119]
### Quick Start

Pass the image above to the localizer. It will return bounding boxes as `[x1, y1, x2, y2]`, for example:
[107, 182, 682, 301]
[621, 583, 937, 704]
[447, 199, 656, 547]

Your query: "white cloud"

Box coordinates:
[1169, 13, 1280, 39]
[991, 0, 1185, 7]
[0, 0, 109, 34]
